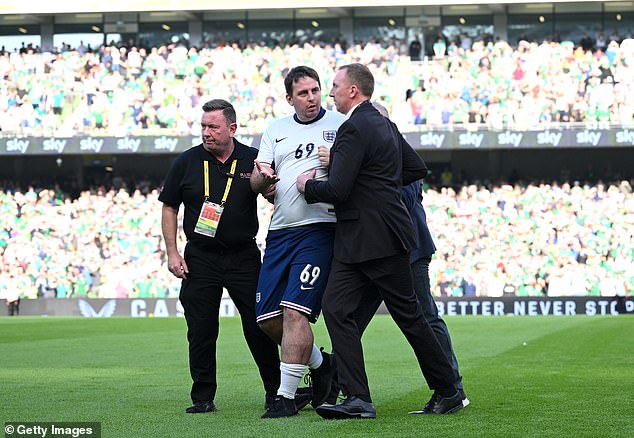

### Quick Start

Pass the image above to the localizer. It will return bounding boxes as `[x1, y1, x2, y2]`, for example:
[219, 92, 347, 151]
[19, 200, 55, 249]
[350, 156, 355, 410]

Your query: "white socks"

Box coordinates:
[277, 345, 323, 399]
[277, 362, 306, 399]
[307, 345, 323, 370]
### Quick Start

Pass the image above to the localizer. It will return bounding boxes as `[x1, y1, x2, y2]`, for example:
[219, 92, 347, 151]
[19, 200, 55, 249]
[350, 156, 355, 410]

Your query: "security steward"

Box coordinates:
[159, 99, 280, 414]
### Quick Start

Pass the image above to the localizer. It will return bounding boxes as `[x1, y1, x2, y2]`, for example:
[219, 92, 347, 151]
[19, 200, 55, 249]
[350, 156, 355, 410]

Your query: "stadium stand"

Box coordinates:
[0, 2, 632, 303]
[0, 37, 632, 138]
[0, 180, 632, 300]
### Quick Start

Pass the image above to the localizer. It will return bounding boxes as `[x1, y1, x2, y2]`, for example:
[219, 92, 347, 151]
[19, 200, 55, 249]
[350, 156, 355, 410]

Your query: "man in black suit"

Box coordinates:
[315, 110, 468, 411]
[296, 63, 465, 419]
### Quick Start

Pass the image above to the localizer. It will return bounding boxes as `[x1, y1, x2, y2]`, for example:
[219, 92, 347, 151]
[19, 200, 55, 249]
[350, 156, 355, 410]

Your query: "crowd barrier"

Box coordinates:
[2, 126, 634, 155]
[5, 296, 632, 318]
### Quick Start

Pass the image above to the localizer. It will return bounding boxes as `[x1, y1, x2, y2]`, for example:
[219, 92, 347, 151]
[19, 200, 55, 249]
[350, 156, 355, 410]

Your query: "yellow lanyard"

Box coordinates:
[204, 159, 238, 205]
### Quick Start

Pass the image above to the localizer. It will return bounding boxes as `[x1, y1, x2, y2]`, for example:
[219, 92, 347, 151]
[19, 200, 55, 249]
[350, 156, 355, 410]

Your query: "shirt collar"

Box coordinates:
[345, 101, 367, 119]
[201, 139, 244, 163]
[293, 107, 326, 125]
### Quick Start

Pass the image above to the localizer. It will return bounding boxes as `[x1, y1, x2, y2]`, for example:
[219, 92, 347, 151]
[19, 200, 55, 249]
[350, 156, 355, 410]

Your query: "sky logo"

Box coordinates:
[459, 132, 484, 148]
[117, 137, 141, 152]
[536, 131, 562, 146]
[154, 136, 178, 152]
[80, 138, 104, 153]
[6, 138, 30, 153]
[498, 131, 523, 147]
[576, 130, 602, 146]
[420, 132, 446, 148]
[43, 138, 67, 153]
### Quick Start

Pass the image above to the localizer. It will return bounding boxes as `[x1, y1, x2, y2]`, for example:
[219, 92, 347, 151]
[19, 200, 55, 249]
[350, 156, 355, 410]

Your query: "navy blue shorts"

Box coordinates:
[255, 224, 335, 323]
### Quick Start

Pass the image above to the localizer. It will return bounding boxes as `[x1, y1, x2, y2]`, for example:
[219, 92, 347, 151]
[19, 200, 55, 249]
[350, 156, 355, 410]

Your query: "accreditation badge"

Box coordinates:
[194, 200, 224, 237]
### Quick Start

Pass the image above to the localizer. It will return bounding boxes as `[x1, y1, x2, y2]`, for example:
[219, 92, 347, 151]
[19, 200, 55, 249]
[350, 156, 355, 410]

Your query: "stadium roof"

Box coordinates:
[0, 0, 592, 15]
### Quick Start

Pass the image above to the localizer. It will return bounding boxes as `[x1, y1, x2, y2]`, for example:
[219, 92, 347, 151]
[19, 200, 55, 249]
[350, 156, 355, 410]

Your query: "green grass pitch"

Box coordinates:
[2, 315, 632, 437]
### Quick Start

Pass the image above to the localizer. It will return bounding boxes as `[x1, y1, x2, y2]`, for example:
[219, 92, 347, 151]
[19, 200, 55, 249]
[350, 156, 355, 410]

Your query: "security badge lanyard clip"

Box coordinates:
[194, 159, 237, 238]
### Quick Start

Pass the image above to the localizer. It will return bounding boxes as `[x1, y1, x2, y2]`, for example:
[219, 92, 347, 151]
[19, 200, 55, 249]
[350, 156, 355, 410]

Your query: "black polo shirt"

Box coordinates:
[159, 140, 259, 252]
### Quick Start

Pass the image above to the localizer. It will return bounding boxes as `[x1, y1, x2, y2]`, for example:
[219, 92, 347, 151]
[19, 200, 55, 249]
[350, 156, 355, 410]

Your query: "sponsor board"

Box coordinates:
[498, 131, 523, 147]
[458, 131, 485, 148]
[10, 296, 633, 317]
[42, 138, 67, 153]
[536, 130, 563, 147]
[419, 132, 446, 148]
[615, 129, 634, 145]
[435, 297, 633, 316]
[5, 138, 30, 154]
[153, 136, 179, 152]
[576, 130, 602, 146]
[1, 128, 634, 154]
[80, 137, 104, 153]
[116, 137, 141, 152]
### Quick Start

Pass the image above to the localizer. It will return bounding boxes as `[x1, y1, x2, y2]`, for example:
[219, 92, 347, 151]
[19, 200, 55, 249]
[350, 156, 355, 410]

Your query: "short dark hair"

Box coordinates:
[284, 66, 321, 96]
[202, 99, 236, 125]
[340, 63, 374, 98]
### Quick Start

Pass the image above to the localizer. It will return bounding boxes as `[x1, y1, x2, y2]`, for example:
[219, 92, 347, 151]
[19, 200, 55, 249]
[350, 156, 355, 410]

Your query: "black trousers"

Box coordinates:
[352, 256, 462, 390]
[180, 242, 280, 403]
[7, 299, 20, 316]
[322, 253, 458, 398]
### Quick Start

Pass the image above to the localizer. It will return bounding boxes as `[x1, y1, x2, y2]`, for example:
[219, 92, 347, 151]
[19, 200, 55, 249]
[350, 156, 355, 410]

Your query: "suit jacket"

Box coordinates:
[305, 100, 427, 263]
[401, 180, 436, 263]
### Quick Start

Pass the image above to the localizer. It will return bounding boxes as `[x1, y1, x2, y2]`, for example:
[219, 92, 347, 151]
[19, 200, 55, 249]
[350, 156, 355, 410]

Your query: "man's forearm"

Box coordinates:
[250, 164, 275, 194]
[250, 171, 269, 193]
[161, 205, 180, 256]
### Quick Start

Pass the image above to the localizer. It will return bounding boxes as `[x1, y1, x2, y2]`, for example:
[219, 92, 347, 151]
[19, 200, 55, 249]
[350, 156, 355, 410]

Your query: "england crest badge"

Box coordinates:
[323, 130, 337, 142]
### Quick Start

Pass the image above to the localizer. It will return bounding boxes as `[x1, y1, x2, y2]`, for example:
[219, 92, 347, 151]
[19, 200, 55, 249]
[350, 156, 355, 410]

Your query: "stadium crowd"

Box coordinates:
[1, 180, 631, 301]
[1, 34, 633, 137]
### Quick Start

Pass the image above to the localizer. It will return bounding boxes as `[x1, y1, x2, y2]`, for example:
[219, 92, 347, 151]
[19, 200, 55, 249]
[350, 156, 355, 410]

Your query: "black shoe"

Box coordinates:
[261, 396, 298, 419]
[309, 349, 336, 408]
[409, 392, 439, 414]
[315, 396, 376, 419]
[185, 401, 216, 414]
[294, 387, 313, 410]
[409, 391, 465, 415]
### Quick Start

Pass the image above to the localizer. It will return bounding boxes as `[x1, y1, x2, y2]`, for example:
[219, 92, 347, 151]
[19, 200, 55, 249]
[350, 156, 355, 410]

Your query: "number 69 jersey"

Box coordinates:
[257, 108, 345, 231]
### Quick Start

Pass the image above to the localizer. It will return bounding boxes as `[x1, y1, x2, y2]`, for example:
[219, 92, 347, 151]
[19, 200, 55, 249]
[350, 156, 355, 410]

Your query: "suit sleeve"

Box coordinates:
[397, 124, 427, 185]
[401, 180, 422, 213]
[305, 122, 364, 204]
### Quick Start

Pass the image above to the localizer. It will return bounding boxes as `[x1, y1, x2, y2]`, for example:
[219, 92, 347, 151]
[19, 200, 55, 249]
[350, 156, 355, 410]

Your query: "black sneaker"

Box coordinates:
[261, 396, 298, 419]
[309, 349, 336, 408]
[294, 387, 313, 410]
[185, 401, 216, 414]
[268, 392, 310, 411]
